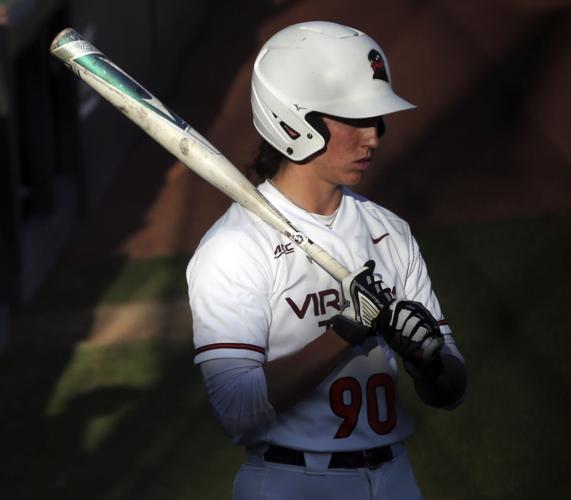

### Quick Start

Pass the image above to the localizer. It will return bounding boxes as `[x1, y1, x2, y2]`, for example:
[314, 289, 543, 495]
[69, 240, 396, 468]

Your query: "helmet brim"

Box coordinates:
[313, 88, 416, 120]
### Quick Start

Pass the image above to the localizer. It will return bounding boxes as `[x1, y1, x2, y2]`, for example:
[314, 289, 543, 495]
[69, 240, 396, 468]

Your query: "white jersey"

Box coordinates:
[187, 180, 462, 452]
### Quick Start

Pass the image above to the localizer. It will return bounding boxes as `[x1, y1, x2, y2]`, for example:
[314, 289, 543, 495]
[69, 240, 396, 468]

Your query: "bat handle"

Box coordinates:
[301, 240, 351, 282]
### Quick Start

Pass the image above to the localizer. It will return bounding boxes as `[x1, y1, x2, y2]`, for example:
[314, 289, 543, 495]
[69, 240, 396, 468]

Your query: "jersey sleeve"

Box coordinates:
[199, 357, 276, 444]
[187, 228, 273, 364]
[403, 225, 464, 362]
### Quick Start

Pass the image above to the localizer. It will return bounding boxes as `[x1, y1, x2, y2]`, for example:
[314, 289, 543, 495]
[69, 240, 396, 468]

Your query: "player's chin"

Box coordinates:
[343, 171, 366, 186]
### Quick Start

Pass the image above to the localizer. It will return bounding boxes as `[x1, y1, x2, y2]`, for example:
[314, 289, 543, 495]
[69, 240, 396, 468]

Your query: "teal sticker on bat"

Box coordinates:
[74, 53, 189, 131]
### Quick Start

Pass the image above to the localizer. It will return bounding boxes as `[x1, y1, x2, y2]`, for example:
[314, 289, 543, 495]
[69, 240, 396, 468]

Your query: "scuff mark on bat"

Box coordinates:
[180, 138, 189, 156]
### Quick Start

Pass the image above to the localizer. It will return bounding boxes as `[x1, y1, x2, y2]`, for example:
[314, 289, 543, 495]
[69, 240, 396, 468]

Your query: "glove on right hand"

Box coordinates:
[378, 300, 444, 363]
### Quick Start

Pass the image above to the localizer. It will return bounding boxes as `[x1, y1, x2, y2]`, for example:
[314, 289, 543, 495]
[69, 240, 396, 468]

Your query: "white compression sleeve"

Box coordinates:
[199, 357, 276, 442]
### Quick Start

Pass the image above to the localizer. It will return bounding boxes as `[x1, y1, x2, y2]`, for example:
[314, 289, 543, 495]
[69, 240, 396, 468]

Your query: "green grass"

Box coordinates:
[0, 338, 242, 500]
[2, 212, 570, 499]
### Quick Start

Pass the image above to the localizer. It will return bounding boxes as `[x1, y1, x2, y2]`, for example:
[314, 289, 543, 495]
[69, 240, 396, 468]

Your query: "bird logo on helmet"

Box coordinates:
[368, 49, 389, 82]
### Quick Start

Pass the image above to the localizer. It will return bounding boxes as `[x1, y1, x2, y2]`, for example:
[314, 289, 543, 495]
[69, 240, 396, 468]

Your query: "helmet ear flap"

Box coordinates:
[305, 112, 330, 146]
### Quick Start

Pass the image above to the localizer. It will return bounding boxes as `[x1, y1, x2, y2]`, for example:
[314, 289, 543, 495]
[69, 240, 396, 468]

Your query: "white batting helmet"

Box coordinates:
[251, 21, 415, 162]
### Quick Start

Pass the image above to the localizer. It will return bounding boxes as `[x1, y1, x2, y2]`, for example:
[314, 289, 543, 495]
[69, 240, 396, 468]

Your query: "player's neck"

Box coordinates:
[270, 165, 342, 215]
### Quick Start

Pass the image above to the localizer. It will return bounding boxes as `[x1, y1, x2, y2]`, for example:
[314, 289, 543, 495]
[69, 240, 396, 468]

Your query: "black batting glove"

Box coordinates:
[377, 300, 445, 378]
[332, 260, 393, 344]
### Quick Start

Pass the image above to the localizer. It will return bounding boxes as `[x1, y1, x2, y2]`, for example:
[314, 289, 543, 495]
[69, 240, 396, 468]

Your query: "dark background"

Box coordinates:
[1, 0, 570, 498]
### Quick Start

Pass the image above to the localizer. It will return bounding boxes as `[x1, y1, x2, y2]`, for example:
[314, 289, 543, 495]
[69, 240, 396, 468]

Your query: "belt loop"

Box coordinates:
[303, 452, 332, 474]
[246, 444, 269, 466]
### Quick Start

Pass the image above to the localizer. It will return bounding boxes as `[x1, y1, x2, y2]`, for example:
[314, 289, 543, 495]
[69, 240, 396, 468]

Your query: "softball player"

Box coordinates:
[187, 21, 467, 500]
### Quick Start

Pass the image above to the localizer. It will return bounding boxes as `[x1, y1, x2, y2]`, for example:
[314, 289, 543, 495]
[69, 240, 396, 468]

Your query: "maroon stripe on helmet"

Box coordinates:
[438, 319, 448, 326]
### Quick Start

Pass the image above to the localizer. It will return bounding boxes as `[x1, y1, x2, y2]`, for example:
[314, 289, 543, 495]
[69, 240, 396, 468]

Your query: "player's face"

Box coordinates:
[310, 115, 381, 187]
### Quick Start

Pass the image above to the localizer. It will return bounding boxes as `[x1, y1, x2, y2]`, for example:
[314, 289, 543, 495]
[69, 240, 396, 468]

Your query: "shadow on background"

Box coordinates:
[1, 1, 292, 499]
[363, 10, 570, 224]
[1, 1, 570, 499]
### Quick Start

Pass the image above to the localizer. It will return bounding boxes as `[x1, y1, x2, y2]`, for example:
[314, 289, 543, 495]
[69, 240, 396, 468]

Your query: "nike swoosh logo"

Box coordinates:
[371, 232, 389, 244]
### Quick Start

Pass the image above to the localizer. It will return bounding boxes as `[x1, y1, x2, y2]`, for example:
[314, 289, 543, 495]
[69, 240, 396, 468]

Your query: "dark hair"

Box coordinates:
[247, 139, 288, 184]
[246, 113, 329, 184]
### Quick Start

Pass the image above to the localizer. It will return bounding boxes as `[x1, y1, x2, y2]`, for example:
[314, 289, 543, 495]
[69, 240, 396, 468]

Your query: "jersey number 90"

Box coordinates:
[329, 373, 396, 439]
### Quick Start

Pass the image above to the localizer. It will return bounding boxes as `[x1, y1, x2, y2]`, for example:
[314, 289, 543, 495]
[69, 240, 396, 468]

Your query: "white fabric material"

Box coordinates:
[187, 180, 463, 450]
[234, 444, 422, 500]
[310, 207, 339, 228]
[199, 358, 276, 443]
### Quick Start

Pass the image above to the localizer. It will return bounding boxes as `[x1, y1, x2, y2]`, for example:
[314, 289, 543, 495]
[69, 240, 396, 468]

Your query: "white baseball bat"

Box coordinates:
[50, 28, 350, 282]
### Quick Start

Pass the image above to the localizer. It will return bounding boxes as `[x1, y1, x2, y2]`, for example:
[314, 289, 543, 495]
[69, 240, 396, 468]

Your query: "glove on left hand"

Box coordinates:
[331, 260, 393, 344]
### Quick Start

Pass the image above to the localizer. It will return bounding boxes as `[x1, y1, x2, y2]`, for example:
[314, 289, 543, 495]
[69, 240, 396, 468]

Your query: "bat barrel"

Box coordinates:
[50, 28, 351, 284]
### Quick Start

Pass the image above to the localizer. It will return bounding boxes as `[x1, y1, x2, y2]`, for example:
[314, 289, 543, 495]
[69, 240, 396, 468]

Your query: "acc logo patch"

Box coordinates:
[274, 242, 294, 259]
[368, 49, 388, 82]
